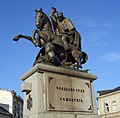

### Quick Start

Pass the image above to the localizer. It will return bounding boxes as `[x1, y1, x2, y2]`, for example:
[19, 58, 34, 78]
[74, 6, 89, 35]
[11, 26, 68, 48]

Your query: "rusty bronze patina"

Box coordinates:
[13, 8, 88, 69]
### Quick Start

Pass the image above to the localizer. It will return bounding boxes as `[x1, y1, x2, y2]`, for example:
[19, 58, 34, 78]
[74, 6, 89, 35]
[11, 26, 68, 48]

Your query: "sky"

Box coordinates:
[0, 0, 120, 98]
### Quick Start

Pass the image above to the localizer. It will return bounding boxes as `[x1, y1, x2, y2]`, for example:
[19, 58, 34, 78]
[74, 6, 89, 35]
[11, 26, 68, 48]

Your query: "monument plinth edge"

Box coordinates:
[20, 63, 97, 81]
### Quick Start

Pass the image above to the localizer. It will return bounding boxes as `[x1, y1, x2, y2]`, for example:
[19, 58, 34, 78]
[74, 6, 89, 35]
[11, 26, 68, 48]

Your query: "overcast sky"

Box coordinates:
[0, 0, 120, 97]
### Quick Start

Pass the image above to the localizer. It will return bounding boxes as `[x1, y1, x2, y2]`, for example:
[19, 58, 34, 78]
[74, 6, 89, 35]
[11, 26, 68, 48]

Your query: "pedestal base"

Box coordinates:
[21, 64, 98, 118]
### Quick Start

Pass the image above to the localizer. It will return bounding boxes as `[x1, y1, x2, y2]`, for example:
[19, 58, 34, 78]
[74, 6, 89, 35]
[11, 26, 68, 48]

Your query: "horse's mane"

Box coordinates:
[43, 11, 51, 25]
[41, 10, 53, 30]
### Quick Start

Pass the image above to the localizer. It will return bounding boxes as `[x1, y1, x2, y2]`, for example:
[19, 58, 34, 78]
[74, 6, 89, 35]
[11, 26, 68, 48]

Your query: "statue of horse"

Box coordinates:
[13, 8, 88, 69]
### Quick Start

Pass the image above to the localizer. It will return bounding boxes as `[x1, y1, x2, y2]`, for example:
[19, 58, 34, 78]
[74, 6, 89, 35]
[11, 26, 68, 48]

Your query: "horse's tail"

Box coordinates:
[81, 51, 88, 64]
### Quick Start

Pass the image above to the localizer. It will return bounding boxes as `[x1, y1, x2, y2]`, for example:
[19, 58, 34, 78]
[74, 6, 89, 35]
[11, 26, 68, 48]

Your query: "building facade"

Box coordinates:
[0, 106, 13, 118]
[97, 86, 120, 118]
[0, 89, 23, 118]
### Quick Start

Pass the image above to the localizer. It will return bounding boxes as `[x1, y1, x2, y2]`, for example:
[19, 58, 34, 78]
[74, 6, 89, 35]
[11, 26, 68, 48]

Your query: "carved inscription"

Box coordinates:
[60, 97, 83, 103]
[56, 86, 85, 93]
[46, 74, 92, 112]
[56, 86, 84, 103]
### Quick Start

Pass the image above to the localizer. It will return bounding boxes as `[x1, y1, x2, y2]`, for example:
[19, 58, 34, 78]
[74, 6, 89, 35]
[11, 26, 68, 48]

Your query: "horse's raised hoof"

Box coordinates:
[13, 34, 21, 41]
[13, 36, 19, 41]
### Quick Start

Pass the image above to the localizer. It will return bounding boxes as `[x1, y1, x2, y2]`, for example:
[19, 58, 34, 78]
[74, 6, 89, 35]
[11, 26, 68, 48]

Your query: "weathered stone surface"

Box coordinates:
[21, 63, 97, 81]
[21, 82, 32, 92]
[45, 72, 92, 112]
[21, 64, 98, 118]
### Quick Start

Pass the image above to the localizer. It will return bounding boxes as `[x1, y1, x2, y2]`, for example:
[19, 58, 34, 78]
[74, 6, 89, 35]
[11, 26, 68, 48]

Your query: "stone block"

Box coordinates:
[21, 63, 98, 118]
[21, 82, 32, 93]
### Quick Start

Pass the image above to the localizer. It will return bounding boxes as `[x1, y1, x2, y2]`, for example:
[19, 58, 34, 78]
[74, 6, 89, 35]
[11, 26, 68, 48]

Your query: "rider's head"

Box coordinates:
[57, 12, 64, 22]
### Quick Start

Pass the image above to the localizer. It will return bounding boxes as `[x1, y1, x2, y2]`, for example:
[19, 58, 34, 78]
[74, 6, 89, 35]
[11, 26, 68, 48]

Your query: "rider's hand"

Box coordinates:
[52, 7, 57, 13]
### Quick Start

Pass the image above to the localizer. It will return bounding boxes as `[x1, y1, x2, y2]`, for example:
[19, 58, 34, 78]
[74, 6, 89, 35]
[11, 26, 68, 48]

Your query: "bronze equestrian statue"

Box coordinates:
[13, 8, 88, 69]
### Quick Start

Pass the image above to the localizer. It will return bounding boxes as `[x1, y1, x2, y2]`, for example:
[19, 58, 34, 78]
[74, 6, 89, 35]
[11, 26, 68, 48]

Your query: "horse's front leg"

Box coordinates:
[32, 29, 38, 40]
[31, 29, 41, 47]
[13, 34, 32, 41]
[13, 33, 40, 47]
[33, 29, 49, 47]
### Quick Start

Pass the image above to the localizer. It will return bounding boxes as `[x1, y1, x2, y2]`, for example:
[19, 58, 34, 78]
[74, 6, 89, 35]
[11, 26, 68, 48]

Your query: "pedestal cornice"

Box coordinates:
[21, 64, 97, 81]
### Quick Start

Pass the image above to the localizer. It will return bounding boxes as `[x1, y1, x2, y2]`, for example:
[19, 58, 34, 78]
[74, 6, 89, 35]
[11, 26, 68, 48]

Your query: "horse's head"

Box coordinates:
[35, 8, 47, 30]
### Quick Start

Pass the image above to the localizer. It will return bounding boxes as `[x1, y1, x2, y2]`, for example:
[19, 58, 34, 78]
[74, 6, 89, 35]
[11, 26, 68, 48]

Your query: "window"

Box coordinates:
[112, 101, 118, 112]
[104, 102, 109, 113]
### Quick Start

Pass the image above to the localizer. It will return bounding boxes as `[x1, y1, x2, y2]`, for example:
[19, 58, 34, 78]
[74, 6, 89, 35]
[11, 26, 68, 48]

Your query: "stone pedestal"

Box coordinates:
[21, 63, 99, 118]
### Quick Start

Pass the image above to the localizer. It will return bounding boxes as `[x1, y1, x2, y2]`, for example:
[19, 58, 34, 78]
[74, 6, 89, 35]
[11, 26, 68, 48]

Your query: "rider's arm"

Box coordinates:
[50, 8, 59, 34]
[50, 9, 57, 22]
